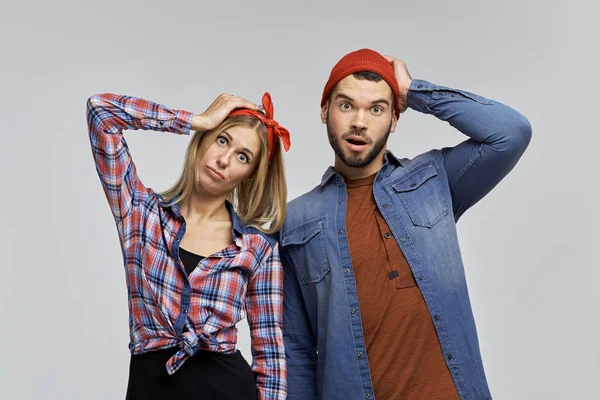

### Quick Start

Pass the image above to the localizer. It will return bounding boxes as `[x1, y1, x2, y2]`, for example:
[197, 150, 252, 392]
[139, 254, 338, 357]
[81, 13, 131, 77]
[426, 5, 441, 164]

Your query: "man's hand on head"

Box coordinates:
[383, 56, 413, 114]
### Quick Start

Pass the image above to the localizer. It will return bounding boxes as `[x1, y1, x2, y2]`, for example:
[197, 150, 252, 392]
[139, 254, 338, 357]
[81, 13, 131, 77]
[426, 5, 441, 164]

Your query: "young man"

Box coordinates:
[279, 49, 531, 399]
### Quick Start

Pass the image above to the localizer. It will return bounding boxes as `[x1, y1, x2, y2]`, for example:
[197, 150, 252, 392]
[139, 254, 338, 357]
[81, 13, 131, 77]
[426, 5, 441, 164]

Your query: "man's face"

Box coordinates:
[321, 74, 397, 169]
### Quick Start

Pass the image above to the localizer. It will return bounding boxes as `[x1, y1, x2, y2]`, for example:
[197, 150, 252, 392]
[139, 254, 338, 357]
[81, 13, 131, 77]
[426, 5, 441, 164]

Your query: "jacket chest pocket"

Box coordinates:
[281, 217, 331, 284]
[392, 163, 448, 228]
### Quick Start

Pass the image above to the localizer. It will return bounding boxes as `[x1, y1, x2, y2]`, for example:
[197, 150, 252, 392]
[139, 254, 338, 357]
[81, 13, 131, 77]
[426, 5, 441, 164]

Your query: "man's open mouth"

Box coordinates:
[345, 136, 368, 148]
[345, 136, 368, 145]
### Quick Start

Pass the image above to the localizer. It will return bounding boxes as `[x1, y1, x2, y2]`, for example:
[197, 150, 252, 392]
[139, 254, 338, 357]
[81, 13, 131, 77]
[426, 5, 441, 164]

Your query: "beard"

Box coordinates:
[326, 113, 393, 169]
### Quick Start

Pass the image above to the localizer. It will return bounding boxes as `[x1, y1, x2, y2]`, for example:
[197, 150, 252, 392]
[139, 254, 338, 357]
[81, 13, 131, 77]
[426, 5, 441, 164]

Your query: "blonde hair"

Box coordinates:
[161, 115, 287, 234]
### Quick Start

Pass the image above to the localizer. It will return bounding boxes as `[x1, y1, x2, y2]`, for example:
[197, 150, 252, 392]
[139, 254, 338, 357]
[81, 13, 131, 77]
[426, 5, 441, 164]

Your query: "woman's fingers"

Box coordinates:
[194, 94, 259, 131]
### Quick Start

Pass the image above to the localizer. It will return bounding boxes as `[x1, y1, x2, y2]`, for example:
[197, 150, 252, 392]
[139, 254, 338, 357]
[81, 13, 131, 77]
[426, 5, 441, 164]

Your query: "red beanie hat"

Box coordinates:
[321, 48, 400, 118]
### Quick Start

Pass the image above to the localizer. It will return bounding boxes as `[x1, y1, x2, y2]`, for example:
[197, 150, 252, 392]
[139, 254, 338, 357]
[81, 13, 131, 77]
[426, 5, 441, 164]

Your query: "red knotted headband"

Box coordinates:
[228, 92, 291, 163]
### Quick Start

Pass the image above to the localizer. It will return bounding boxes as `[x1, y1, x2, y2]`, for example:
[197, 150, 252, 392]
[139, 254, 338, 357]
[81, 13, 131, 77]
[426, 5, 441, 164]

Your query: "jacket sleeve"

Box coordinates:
[280, 244, 318, 399]
[407, 80, 532, 221]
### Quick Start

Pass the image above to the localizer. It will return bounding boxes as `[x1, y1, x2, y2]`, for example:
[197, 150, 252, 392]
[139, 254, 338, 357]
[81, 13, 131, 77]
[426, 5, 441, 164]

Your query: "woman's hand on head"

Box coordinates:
[191, 94, 260, 131]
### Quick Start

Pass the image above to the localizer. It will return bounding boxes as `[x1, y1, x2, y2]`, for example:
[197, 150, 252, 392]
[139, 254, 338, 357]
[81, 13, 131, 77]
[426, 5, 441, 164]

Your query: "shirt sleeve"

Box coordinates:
[246, 241, 288, 400]
[86, 93, 194, 222]
[407, 80, 532, 221]
[280, 244, 318, 400]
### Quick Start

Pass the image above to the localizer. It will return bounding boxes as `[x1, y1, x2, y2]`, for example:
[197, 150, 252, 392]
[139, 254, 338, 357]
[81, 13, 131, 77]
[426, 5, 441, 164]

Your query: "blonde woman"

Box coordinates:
[86, 92, 290, 399]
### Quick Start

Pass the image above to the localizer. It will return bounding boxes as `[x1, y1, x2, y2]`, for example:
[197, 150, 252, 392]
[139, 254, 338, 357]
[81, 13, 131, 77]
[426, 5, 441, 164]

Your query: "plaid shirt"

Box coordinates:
[86, 94, 287, 399]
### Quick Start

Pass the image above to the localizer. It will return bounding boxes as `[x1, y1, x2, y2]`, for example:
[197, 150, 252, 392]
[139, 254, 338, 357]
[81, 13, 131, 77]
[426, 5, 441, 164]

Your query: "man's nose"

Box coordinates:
[351, 109, 367, 131]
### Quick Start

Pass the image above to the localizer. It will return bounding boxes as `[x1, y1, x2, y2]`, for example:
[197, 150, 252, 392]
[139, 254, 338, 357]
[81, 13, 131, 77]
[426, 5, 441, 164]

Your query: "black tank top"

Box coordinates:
[179, 247, 204, 275]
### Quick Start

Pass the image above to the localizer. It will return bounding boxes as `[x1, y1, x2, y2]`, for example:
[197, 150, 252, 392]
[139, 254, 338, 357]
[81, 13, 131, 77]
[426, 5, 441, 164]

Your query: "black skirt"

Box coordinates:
[126, 348, 258, 400]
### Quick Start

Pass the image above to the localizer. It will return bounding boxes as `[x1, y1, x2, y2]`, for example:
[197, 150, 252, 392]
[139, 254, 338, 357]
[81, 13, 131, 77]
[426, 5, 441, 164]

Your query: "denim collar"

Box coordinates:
[319, 150, 404, 187]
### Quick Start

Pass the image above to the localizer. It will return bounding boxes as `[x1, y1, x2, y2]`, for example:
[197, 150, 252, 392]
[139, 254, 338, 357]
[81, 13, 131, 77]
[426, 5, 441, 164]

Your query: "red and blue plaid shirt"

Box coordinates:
[86, 94, 287, 399]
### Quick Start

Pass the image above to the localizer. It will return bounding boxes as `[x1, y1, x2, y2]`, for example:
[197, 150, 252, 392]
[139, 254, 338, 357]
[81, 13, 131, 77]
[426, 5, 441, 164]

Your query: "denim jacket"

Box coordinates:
[279, 80, 532, 400]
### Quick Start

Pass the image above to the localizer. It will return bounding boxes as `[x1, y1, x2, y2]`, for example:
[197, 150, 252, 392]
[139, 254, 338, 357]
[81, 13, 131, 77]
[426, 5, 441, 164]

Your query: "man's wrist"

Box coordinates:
[397, 79, 412, 113]
[399, 79, 413, 99]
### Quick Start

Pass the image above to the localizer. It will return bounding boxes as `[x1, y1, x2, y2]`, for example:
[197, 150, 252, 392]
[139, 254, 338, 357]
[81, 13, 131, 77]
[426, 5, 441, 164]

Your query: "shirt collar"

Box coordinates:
[158, 194, 246, 241]
[319, 150, 404, 187]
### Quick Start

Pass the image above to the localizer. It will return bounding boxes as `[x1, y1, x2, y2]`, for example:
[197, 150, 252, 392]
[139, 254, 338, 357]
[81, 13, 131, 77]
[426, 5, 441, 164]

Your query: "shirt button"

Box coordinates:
[182, 309, 188, 313]
[418, 84, 423, 88]
[338, 201, 343, 205]
[344, 268, 350, 274]
[400, 237, 406, 242]
[366, 395, 371, 399]
[384, 232, 392, 239]
[357, 351, 363, 357]
[338, 229, 343, 234]
[351, 309, 356, 315]
[178, 123, 184, 127]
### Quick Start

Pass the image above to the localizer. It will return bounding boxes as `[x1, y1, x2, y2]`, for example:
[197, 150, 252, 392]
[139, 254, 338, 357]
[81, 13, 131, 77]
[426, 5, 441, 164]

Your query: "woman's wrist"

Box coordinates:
[190, 115, 209, 131]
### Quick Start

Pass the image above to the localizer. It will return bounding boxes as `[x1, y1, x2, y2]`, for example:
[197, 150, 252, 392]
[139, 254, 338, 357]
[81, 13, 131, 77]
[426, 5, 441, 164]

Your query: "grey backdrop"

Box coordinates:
[2, 0, 598, 399]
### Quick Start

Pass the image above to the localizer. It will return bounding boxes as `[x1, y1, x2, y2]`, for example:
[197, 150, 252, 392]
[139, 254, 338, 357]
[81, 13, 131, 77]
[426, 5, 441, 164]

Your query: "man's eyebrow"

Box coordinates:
[222, 131, 255, 158]
[334, 93, 390, 106]
[334, 93, 355, 103]
[371, 98, 390, 106]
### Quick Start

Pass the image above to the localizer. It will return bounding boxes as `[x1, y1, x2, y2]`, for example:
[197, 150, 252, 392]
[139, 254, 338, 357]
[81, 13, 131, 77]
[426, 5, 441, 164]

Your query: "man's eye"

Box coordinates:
[340, 103, 351, 110]
[372, 106, 382, 114]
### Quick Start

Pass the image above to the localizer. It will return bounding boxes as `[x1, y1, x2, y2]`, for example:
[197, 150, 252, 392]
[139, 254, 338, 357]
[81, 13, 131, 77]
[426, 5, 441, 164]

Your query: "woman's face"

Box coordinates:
[196, 125, 262, 197]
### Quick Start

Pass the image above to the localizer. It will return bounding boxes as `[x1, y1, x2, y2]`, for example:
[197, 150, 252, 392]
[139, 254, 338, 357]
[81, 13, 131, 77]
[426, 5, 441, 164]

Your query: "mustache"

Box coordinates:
[341, 131, 372, 144]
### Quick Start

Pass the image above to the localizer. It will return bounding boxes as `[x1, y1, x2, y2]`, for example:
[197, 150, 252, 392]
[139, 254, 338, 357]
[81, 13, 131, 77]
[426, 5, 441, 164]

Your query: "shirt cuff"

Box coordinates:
[407, 79, 437, 113]
[172, 110, 195, 135]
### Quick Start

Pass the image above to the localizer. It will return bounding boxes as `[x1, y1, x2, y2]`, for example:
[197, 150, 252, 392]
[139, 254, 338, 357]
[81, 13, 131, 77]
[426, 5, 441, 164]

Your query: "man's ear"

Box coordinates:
[320, 103, 328, 124]
[390, 114, 398, 133]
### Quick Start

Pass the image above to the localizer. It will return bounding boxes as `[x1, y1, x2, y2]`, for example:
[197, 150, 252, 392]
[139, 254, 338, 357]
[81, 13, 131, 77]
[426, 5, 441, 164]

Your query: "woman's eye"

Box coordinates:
[217, 137, 227, 145]
[238, 153, 249, 163]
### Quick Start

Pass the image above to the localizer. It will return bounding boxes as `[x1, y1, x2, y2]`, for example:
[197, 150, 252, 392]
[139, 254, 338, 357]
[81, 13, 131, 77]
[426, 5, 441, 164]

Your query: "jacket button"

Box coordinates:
[338, 229, 343, 234]
[384, 232, 392, 239]
[351, 309, 356, 315]
[357, 352, 363, 357]
[447, 354, 454, 360]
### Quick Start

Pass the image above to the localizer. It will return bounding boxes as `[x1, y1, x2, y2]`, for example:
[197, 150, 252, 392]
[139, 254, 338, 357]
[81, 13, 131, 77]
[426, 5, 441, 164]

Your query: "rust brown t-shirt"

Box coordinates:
[345, 173, 460, 400]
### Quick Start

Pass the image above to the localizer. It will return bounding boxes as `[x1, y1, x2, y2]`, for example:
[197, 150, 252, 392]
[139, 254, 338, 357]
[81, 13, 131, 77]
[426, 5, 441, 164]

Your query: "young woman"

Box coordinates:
[86, 92, 290, 399]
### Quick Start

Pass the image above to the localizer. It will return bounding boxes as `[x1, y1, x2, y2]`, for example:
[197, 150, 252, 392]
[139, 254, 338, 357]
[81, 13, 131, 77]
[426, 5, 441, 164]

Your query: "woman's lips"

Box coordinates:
[206, 165, 225, 179]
